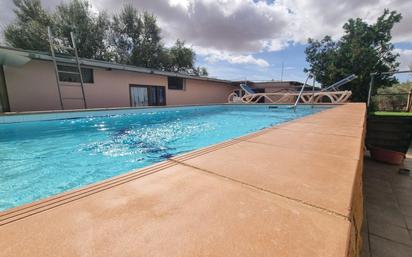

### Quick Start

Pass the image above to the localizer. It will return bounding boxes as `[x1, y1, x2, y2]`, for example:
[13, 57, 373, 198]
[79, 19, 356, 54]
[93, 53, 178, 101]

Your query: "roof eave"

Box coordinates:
[0, 46, 233, 84]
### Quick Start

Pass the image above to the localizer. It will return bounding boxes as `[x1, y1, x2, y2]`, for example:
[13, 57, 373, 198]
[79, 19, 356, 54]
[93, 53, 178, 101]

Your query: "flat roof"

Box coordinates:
[0, 46, 233, 84]
[231, 80, 304, 87]
[252, 80, 303, 85]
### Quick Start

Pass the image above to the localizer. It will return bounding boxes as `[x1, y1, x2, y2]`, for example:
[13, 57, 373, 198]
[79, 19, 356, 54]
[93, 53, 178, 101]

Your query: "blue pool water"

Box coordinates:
[0, 105, 325, 211]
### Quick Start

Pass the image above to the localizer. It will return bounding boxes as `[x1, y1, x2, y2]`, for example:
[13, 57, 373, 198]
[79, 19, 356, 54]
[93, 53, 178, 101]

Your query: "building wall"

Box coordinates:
[167, 79, 234, 105]
[252, 82, 298, 92]
[86, 67, 167, 109]
[3, 59, 234, 112]
[4, 60, 61, 112]
[252, 82, 298, 103]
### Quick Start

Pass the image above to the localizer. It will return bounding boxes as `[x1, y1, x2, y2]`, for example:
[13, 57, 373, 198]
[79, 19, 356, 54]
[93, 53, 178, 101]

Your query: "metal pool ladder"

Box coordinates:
[292, 73, 314, 112]
[47, 27, 87, 110]
[292, 74, 357, 111]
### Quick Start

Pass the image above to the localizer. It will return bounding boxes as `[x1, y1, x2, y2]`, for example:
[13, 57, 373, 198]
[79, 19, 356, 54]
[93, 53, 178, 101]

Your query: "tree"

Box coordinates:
[305, 9, 402, 102]
[110, 4, 142, 64]
[163, 40, 209, 75]
[196, 67, 209, 76]
[54, 0, 111, 60]
[4, 0, 208, 76]
[167, 40, 195, 72]
[4, 0, 52, 51]
[131, 12, 164, 69]
[372, 82, 412, 111]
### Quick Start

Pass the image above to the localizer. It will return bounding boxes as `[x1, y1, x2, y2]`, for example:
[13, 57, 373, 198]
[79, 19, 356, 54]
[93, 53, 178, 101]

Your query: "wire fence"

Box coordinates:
[371, 92, 411, 112]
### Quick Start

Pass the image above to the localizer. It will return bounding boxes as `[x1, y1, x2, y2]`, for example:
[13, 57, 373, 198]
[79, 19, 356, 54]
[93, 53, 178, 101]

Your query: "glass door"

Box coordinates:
[130, 85, 166, 107]
[130, 86, 149, 106]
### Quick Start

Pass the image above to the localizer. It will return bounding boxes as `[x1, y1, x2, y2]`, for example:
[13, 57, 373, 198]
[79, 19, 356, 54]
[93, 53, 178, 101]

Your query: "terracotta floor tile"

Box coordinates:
[276, 121, 364, 137]
[179, 141, 359, 217]
[296, 113, 366, 128]
[0, 164, 350, 257]
[244, 129, 363, 160]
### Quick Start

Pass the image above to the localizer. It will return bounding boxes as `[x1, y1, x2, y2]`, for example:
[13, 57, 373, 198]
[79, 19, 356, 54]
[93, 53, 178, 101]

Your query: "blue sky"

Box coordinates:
[1, 0, 412, 83]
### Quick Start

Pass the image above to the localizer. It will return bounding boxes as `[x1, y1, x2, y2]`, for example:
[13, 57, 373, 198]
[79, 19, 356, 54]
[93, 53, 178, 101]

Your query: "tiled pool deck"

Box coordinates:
[0, 103, 366, 257]
[362, 147, 412, 257]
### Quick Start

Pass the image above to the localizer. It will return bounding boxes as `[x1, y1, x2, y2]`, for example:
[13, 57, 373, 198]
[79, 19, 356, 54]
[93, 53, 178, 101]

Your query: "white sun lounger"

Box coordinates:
[228, 76, 355, 104]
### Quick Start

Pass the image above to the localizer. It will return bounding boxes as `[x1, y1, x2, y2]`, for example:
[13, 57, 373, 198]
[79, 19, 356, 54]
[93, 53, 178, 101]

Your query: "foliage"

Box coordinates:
[166, 39, 195, 72]
[130, 12, 164, 69]
[53, 0, 111, 60]
[4, 0, 208, 76]
[371, 82, 412, 111]
[165, 40, 209, 76]
[305, 9, 402, 102]
[195, 67, 209, 76]
[4, 0, 52, 51]
[109, 4, 142, 64]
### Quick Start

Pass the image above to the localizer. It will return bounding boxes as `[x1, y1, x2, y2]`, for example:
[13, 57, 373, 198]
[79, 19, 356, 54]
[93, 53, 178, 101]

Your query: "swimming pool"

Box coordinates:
[0, 105, 325, 211]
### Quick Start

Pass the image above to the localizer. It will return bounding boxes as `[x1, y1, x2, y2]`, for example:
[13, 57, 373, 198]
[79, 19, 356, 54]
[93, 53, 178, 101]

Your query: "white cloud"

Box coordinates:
[194, 47, 269, 67]
[92, 0, 412, 58]
[1, 0, 412, 69]
[279, 0, 412, 43]
[205, 53, 270, 67]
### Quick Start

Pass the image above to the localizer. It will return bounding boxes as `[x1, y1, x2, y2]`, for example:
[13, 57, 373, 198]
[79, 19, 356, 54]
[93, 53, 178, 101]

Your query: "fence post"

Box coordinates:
[367, 75, 375, 108]
[407, 88, 412, 112]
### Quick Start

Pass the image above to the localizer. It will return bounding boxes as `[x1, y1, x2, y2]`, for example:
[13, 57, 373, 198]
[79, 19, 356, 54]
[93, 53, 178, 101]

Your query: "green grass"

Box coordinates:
[370, 111, 412, 117]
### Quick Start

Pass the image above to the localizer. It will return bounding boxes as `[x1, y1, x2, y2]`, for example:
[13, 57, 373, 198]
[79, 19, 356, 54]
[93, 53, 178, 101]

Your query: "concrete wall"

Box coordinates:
[167, 79, 234, 105]
[4, 59, 234, 112]
[251, 82, 297, 103]
[252, 82, 297, 91]
[4, 60, 61, 112]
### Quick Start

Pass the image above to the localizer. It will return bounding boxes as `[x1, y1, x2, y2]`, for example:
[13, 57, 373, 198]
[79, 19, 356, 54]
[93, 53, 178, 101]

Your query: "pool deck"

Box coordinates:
[0, 103, 366, 257]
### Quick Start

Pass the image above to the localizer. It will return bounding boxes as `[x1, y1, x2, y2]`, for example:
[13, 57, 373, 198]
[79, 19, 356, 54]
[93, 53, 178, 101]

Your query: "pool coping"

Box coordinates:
[0, 103, 340, 125]
[0, 103, 366, 257]
[0, 103, 340, 116]
[0, 103, 338, 124]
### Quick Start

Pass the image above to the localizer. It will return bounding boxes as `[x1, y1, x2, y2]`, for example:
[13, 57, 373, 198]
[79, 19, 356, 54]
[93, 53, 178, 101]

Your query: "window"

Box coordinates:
[168, 76, 185, 90]
[57, 65, 94, 83]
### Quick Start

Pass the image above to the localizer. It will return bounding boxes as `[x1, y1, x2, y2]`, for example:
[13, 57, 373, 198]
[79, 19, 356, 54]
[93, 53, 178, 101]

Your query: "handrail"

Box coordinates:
[311, 75, 316, 108]
[293, 74, 312, 111]
[321, 74, 357, 92]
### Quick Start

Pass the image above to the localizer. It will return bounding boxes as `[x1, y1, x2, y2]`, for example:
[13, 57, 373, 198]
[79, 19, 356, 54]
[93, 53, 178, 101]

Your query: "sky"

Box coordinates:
[0, 0, 412, 83]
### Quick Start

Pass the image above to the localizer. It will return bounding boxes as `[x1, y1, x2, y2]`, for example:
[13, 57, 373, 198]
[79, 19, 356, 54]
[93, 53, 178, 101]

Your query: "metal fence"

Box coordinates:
[371, 92, 411, 112]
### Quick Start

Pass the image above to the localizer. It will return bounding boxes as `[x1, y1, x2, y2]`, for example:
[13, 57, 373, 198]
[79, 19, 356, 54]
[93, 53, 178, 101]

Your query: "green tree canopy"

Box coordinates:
[167, 39, 195, 72]
[110, 4, 142, 64]
[4, 0, 52, 51]
[130, 12, 164, 69]
[166, 40, 208, 76]
[4, 0, 208, 76]
[54, 0, 111, 60]
[305, 9, 402, 102]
